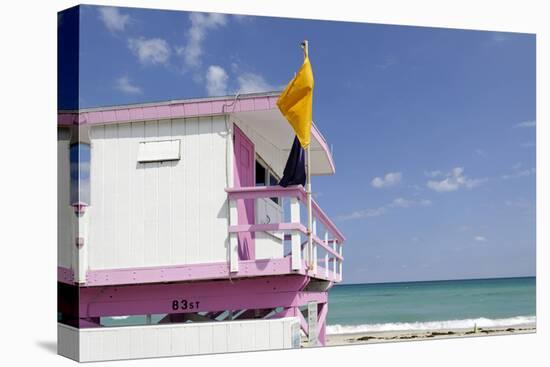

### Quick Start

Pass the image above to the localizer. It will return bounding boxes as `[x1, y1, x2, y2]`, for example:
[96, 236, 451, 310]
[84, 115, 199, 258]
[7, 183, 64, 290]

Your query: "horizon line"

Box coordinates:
[336, 274, 536, 287]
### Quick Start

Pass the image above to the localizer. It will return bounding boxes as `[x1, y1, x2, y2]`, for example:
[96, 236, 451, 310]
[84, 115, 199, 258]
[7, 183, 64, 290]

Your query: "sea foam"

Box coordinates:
[326, 315, 536, 335]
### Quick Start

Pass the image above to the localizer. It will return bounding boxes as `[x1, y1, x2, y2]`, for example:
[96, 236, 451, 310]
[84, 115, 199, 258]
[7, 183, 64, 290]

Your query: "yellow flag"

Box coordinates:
[276, 56, 314, 148]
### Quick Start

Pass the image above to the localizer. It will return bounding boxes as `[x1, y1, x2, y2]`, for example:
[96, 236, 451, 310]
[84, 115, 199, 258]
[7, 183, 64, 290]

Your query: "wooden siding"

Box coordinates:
[57, 128, 73, 269]
[88, 116, 229, 270]
[58, 317, 299, 362]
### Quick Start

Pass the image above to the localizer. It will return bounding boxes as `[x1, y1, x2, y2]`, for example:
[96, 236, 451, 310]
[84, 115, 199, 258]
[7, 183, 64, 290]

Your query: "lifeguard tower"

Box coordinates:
[57, 91, 345, 361]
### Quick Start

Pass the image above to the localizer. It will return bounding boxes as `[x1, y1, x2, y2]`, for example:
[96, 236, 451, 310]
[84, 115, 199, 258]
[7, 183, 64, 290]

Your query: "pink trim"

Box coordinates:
[226, 185, 345, 243]
[58, 95, 280, 126]
[79, 319, 101, 328]
[58, 267, 74, 284]
[81, 290, 327, 320]
[63, 257, 296, 286]
[58, 259, 339, 287]
[226, 185, 306, 200]
[58, 113, 78, 126]
[228, 223, 342, 261]
[228, 223, 307, 233]
[233, 125, 256, 260]
[115, 108, 130, 121]
[58, 94, 336, 174]
[77, 275, 327, 319]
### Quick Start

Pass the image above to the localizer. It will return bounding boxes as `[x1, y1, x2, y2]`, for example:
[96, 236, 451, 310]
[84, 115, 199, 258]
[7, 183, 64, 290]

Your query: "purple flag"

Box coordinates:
[279, 135, 306, 187]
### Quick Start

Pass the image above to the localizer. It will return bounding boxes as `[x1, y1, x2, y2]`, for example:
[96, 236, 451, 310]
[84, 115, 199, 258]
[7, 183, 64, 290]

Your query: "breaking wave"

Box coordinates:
[326, 315, 536, 335]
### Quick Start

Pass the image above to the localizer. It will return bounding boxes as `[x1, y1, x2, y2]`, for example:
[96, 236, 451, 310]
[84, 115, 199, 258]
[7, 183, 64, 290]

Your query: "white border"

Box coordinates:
[0, 1, 546, 366]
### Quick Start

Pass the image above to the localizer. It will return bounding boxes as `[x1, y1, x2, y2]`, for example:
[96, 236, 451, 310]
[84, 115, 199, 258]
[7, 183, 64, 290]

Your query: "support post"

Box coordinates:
[332, 240, 337, 277]
[290, 197, 302, 270]
[302, 39, 314, 271]
[317, 302, 328, 346]
[324, 232, 329, 278]
[306, 144, 313, 270]
[72, 205, 89, 284]
[338, 242, 343, 281]
[307, 301, 318, 347]
[229, 199, 239, 272]
[312, 219, 318, 274]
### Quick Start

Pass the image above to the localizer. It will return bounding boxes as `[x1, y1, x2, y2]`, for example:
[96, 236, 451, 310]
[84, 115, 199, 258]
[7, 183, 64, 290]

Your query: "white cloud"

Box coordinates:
[179, 12, 227, 68]
[115, 76, 142, 94]
[427, 167, 486, 192]
[474, 236, 487, 242]
[203, 65, 275, 96]
[371, 172, 402, 188]
[424, 170, 443, 178]
[388, 197, 432, 208]
[128, 37, 171, 65]
[514, 120, 536, 128]
[338, 197, 431, 221]
[237, 72, 275, 94]
[230, 62, 240, 73]
[501, 169, 535, 180]
[338, 207, 387, 221]
[206, 65, 229, 96]
[98, 7, 130, 32]
[501, 163, 535, 180]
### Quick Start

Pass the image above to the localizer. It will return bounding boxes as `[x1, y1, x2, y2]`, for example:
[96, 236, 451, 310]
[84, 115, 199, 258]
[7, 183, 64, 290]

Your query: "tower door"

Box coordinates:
[233, 125, 255, 260]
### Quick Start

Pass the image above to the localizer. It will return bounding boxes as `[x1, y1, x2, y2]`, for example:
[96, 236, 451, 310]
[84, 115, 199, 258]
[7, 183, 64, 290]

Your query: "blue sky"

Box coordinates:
[70, 5, 535, 283]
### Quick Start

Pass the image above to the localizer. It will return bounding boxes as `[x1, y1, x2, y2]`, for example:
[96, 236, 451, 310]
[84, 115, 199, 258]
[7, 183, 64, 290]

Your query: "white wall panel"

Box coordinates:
[130, 122, 146, 266]
[157, 120, 173, 265]
[89, 125, 105, 268]
[59, 317, 299, 362]
[184, 117, 200, 263]
[88, 116, 229, 270]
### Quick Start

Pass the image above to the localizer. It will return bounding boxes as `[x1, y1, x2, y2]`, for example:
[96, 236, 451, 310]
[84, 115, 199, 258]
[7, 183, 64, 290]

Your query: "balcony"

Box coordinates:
[58, 185, 344, 287]
[226, 185, 345, 283]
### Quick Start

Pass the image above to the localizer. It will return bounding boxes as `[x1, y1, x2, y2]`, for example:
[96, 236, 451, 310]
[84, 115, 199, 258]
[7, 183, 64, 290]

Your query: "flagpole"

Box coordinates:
[301, 40, 314, 271]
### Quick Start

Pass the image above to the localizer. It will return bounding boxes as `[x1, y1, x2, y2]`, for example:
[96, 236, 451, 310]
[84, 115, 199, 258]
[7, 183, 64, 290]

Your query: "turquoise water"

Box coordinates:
[326, 277, 536, 334]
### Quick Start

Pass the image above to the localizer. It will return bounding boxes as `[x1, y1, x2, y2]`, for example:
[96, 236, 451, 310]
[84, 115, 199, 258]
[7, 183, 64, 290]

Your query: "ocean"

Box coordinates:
[326, 276, 536, 335]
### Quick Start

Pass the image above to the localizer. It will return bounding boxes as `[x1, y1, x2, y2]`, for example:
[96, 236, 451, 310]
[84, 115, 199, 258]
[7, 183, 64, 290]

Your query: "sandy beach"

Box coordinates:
[325, 324, 536, 346]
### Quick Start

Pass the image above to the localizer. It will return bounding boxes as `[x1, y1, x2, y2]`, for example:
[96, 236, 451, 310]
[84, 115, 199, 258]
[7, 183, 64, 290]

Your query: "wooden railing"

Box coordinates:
[225, 185, 345, 282]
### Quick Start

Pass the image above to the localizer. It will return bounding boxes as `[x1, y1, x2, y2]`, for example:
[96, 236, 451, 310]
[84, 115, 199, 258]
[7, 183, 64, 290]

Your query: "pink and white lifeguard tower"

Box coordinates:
[57, 91, 345, 361]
